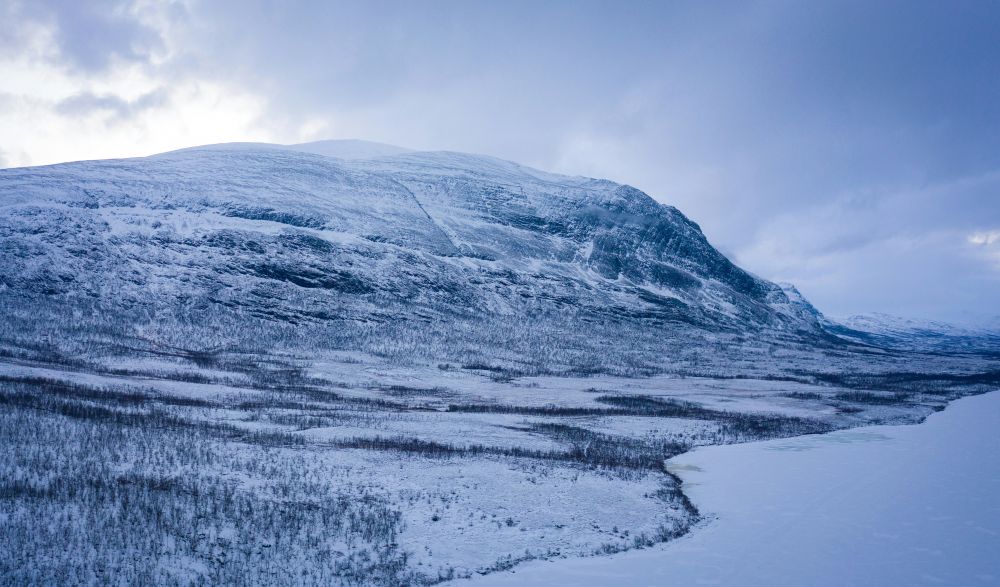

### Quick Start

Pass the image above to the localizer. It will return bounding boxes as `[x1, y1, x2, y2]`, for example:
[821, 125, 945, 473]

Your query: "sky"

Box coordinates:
[1, 0, 998, 325]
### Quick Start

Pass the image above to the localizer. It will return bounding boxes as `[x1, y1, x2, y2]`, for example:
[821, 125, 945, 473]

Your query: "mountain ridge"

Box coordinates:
[1, 141, 853, 374]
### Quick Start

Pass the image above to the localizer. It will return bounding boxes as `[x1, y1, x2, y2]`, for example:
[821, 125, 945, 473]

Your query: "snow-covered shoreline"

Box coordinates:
[458, 389, 1000, 586]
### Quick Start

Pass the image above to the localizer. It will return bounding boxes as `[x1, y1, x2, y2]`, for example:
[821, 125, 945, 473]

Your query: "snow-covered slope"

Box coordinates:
[287, 139, 412, 160]
[775, 283, 1000, 354]
[0, 141, 827, 369]
[161, 139, 410, 160]
[842, 313, 985, 337]
[831, 313, 1000, 354]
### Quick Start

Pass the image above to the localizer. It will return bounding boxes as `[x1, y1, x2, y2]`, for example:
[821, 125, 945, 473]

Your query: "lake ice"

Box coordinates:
[458, 390, 1000, 586]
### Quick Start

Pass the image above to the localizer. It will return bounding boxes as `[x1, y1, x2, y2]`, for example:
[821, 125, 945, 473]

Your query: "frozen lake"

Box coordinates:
[457, 390, 1000, 586]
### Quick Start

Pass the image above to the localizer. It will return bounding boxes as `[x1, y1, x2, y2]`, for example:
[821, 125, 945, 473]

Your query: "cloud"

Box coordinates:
[0, 0, 276, 166]
[968, 230, 1000, 271]
[2, 0, 167, 72]
[735, 169, 1000, 323]
[55, 87, 169, 122]
[969, 231, 1000, 247]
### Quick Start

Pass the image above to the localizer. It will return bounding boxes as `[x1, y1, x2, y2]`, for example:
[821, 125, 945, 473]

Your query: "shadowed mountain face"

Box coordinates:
[0, 141, 826, 370]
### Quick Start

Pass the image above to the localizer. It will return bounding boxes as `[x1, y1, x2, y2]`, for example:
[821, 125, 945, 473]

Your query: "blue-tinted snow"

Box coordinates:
[462, 390, 1000, 586]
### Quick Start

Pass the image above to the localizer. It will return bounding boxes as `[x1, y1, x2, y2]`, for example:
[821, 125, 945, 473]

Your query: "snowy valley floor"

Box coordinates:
[461, 390, 1000, 586]
[1, 349, 998, 585]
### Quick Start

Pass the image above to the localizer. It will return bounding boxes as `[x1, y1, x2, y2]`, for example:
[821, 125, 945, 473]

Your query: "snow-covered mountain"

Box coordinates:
[775, 282, 1000, 355]
[830, 312, 1000, 354]
[1, 140, 830, 370]
[841, 313, 988, 337]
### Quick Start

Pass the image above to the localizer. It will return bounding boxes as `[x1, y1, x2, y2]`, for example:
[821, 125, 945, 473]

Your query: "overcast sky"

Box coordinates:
[1, 0, 998, 324]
